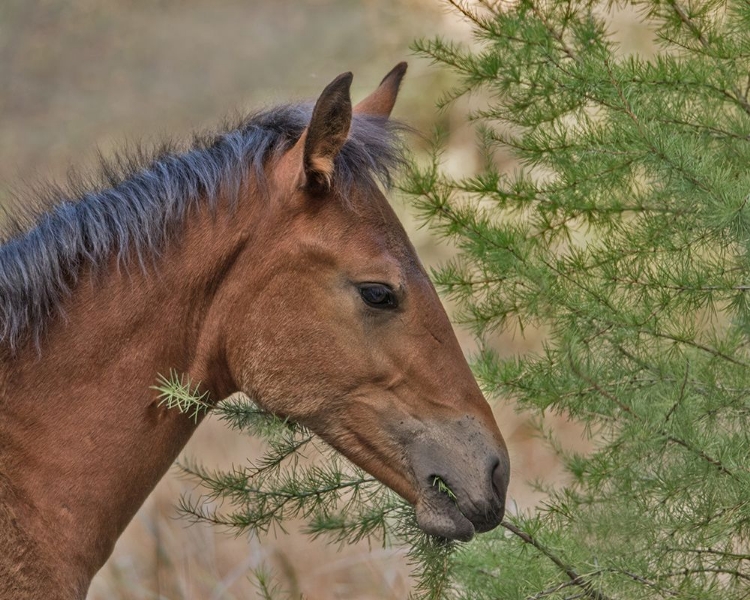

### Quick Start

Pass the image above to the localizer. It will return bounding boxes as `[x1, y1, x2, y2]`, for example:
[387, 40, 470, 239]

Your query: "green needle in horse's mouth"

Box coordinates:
[432, 476, 457, 502]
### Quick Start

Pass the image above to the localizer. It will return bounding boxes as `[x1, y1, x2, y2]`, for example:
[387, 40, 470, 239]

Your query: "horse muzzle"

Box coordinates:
[407, 418, 510, 541]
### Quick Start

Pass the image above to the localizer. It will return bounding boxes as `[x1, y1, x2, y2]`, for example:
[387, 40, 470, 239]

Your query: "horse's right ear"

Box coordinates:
[354, 62, 407, 118]
[290, 72, 353, 195]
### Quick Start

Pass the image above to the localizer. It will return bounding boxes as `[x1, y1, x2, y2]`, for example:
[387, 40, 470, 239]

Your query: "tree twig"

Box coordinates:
[501, 521, 615, 600]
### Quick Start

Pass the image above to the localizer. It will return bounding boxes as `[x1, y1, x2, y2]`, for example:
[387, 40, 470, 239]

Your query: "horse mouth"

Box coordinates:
[399, 417, 510, 541]
[414, 477, 477, 542]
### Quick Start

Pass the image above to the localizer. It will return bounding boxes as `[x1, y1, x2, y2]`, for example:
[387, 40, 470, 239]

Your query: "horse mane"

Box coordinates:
[0, 104, 407, 350]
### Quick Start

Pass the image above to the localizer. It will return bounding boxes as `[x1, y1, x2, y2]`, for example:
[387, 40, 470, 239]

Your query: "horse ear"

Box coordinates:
[353, 62, 407, 118]
[300, 71, 353, 193]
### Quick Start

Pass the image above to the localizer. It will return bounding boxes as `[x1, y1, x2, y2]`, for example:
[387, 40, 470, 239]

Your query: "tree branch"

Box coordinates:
[501, 521, 615, 600]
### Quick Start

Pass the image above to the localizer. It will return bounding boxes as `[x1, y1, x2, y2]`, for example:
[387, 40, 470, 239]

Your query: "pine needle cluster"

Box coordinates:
[159, 390, 455, 598]
[402, 0, 750, 598]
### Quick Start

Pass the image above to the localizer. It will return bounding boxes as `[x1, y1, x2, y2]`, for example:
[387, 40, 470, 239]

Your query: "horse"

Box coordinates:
[0, 63, 510, 599]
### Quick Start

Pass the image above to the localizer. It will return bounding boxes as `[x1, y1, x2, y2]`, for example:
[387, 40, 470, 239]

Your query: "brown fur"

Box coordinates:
[0, 65, 510, 599]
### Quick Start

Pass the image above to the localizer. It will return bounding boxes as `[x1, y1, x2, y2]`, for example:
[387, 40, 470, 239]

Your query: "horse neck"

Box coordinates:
[0, 193, 255, 598]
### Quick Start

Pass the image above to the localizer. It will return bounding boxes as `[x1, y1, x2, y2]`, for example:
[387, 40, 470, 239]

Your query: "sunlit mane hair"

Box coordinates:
[0, 104, 407, 350]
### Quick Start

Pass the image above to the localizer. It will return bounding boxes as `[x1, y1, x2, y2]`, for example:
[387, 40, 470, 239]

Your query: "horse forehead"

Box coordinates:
[355, 203, 423, 271]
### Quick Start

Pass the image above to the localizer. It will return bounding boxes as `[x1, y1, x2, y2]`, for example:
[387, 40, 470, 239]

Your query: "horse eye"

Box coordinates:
[358, 284, 397, 309]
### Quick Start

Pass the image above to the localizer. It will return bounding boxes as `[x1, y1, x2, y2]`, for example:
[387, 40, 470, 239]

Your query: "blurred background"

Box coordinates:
[0, 1, 610, 597]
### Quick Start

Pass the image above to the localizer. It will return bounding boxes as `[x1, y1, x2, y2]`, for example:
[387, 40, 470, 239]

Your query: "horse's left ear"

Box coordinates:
[354, 62, 407, 118]
[301, 71, 353, 193]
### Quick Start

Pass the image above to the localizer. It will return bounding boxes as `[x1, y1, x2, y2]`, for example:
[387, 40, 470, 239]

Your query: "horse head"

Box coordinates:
[223, 65, 510, 540]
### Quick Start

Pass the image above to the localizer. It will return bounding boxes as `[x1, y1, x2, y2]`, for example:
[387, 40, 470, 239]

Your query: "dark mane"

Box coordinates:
[0, 104, 406, 350]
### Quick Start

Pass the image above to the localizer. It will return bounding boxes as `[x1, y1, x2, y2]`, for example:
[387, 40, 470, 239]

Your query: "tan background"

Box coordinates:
[0, 1, 622, 597]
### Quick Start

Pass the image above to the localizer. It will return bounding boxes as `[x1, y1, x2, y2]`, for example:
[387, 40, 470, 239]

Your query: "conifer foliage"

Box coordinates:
[406, 0, 750, 597]
[170, 1, 750, 597]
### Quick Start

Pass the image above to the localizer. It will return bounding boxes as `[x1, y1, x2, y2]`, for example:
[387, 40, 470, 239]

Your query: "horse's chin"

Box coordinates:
[415, 489, 475, 542]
